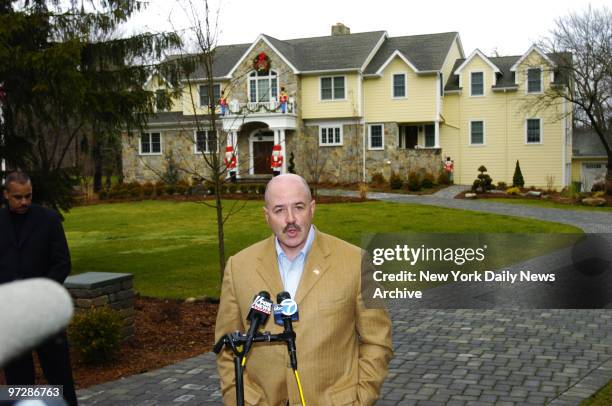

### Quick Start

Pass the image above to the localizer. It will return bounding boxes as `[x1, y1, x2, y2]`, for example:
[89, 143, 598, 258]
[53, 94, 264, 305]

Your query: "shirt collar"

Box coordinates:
[275, 225, 315, 261]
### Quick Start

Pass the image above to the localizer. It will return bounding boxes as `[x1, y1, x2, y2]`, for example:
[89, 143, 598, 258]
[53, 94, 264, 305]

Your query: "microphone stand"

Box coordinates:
[213, 330, 296, 406]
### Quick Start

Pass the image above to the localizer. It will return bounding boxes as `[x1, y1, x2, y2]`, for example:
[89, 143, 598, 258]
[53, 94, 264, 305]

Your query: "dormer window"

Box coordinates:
[527, 68, 542, 93]
[249, 70, 278, 103]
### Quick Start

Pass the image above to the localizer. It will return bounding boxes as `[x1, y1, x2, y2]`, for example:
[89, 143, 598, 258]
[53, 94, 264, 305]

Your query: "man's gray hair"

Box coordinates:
[264, 174, 312, 205]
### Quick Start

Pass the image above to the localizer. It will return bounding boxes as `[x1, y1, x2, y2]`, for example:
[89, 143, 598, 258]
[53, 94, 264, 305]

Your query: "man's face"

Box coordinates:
[264, 177, 315, 258]
[4, 181, 33, 214]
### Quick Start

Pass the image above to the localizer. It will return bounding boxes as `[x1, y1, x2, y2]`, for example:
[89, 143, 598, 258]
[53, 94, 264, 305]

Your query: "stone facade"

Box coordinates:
[65, 272, 135, 340]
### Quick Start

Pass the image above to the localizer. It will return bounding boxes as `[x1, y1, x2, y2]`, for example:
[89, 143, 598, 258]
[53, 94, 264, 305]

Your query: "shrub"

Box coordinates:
[370, 171, 385, 185]
[68, 306, 123, 365]
[257, 184, 266, 195]
[228, 185, 237, 194]
[407, 171, 421, 191]
[421, 173, 435, 189]
[437, 170, 450, 185]
[593, 191, 606, 198]
[98, 190, 108, 200]
[512, 160, 525, 188]
[239, 184, 249, 194]
[175, 180, 190, 195]
[497, 181, 507, 191]
[142, 182, 155, 197]
[506, 187, 521, 195]
[288, 152, 296, 174]
[389, 172, 403, 189]
[164, 184, 176, 195]
[472, 165, 493, 193]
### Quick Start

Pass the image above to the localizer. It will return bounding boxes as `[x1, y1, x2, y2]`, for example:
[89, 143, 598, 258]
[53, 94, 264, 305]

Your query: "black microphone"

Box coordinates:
[243, 291, 273, 357]
[277, 291, 298, 370]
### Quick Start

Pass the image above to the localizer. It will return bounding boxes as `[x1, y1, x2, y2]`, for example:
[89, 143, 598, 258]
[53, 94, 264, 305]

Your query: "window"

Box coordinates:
[527, 68, 542, 93]
[319, 126, 342, 146]
[392, 74, 406, 98]
[424, 125, 435, 147]
[470, 72, 484, 96]
[199, 84, 221, 108]
[248, 70, 278, 103]
[526, 119, 541, 143]
[368, 124, 384, 150]
[470, 121, 484, 145]
[321, 76, 345, 100]
[194, 130, 218, 153]
[140, 132, 162, 155]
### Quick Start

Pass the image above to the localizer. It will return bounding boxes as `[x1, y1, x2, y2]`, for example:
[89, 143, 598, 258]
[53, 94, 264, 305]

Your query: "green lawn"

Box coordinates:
[63, 200, 580, 299]
[581, 380, 612, 406]
[486, 197, 612, 211]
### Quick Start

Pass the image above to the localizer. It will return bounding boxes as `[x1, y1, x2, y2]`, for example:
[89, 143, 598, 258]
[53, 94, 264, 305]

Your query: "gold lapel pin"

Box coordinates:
[313, 269, 320, 275]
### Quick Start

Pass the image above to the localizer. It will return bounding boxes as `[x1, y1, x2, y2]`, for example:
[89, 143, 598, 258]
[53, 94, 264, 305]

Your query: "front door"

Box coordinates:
[253, 141, 274, 174]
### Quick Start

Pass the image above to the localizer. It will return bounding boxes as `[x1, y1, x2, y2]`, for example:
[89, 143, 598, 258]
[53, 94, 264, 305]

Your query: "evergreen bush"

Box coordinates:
[512, 160, 525, 188]
[68, 306, 123, 365]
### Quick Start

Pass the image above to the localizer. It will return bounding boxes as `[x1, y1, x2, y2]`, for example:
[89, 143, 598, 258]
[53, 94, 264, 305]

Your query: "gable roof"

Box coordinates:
[510, 44, 557, 71]
[445, 53, 569, 92]
[186, 43, 251, 80]
[364, 32, 459, 74]
[453, 49, 500, 75]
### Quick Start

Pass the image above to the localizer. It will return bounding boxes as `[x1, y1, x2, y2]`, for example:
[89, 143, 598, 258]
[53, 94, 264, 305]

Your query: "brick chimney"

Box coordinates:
[331, 23, 350, 36]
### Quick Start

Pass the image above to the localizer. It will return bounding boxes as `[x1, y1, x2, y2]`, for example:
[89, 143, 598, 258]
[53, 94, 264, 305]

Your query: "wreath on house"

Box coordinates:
[253, 52, 271, 74]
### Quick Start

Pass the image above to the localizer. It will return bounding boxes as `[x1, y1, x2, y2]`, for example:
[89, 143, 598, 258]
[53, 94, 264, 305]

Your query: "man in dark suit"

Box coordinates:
[1, 171, 78, 406]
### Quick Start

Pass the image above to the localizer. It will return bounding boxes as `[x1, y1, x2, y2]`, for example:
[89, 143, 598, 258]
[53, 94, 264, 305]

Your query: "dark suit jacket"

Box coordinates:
[0, 204, 71, 284]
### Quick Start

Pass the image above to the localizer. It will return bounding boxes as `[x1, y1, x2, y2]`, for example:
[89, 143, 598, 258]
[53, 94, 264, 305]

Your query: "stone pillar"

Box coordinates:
[64, 272, 135, 340]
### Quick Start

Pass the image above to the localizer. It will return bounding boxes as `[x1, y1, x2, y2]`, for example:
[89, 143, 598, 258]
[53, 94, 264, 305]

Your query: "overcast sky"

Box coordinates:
[125, 0, 609, 57]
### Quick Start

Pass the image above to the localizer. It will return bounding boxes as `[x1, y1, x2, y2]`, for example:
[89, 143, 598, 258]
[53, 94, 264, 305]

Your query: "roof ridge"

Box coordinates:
[283, 30, 386, 42]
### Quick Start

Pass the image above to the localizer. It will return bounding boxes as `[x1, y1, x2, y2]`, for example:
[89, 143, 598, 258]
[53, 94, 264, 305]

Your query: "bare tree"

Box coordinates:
[528, 6, 611, 193]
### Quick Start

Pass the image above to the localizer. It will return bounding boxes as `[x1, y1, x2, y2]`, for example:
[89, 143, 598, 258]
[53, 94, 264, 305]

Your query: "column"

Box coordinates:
[273, 129, 279, 145]
[280, 129, 287, 174]
[232, 131, 239, 176]
[434, 121, 440, 148]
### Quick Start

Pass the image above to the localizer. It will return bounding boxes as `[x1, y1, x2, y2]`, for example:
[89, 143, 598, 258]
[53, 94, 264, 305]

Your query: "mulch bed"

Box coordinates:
[455, 190, 612, 207]
[0, 297, 219, 389]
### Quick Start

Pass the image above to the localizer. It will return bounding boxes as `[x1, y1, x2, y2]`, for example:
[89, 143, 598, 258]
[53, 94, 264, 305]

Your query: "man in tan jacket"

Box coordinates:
[215, 174, 393, 405]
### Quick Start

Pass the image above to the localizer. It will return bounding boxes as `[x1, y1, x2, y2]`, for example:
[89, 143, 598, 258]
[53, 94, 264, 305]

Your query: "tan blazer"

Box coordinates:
[215, 230, 393, 405]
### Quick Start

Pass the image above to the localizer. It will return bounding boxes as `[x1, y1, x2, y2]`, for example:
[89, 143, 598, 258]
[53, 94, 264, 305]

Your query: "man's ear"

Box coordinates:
[310, 200, 316, 216]
[263, 205, 270, 225]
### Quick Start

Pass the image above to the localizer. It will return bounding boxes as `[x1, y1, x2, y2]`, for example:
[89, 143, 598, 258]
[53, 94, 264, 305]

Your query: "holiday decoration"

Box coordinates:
[253, 52, 271, 74]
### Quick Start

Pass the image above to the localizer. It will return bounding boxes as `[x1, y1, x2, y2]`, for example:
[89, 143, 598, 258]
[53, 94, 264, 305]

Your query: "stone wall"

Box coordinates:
[299, 122, 443, 184]
[65, 272, 135, 340]
[122, 128, 224, 184]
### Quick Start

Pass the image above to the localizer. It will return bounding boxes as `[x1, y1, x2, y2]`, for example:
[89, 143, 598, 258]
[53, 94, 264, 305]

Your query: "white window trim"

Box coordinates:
[320, 75, 347, 102]
[469, 71, 485, 97]
[391, 73, 407, 99]
[368, 124, 385, 150]
[525, 118, 543, 144]
[193, 129, 219, 154]
[247, 70, 279, 103]
[139, 132, 163, 156]
[469, 120, 486, 146]
[199, 84, 221, 108]
[526, 66, 544, 94]
[319, 126, 343, 147]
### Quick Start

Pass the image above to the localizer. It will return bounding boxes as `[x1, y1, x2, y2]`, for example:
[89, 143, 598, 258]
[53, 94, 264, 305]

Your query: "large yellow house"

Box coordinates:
[123, 23, 572, 189]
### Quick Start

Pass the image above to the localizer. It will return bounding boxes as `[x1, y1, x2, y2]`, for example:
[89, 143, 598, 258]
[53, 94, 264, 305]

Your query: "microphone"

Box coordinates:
[243, 291, 273, 357]
[277, 291, 298, 370]
[0, 278, 74, 367]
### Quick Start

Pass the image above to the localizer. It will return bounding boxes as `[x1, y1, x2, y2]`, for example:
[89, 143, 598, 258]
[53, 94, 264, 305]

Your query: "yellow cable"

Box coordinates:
[241, 356, 246, 367]
[294, 369, 306, 406]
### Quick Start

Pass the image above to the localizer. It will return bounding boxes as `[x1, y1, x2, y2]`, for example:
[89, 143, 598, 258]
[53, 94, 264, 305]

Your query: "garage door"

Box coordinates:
[582, 162, 606, 191]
